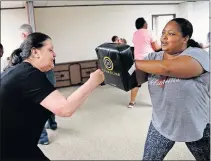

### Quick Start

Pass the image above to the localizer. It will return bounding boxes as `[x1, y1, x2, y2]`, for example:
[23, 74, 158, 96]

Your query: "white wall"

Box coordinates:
[178, 1, 209, 44]
[34, 5, 178, 63]
[191, 1, 209, 44]
[1, 2, 208, 63]
[1, 9, 28, 58]
[177, 2, 190, 19]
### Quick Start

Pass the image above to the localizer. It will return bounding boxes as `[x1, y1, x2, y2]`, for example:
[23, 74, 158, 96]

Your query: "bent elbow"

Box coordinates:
[54, 102, 74, 117]
[56, 107, 74, 117]
[59, 112, 73, 117]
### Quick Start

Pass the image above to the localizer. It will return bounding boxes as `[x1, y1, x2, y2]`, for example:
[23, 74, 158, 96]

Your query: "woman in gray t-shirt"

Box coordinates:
[135, 18, 209, 160]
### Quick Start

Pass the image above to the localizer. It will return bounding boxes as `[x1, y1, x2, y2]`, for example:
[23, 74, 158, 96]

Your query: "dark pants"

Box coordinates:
[143, 122, 210, 161]
[47, 114, 57, 127]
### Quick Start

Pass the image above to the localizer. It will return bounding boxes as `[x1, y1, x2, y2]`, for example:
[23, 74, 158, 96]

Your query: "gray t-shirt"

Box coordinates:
[144, 47, 210, 142]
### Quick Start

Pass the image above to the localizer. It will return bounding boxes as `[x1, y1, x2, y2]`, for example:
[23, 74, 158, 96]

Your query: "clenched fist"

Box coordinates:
[90, 69, 105, 86]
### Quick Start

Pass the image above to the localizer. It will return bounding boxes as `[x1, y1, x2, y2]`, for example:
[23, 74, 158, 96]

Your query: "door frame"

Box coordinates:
[152, 14, 176, 30]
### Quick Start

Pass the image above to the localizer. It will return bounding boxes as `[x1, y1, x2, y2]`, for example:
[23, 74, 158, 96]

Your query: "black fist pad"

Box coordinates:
[96, 43, 146, 92]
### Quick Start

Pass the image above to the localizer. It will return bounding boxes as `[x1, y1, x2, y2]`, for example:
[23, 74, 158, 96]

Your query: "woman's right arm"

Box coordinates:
[21, 68, 104, 117]
[150, 31, 161, 51]
[40, 69, 104, 117]
[41, 78, 99, 117]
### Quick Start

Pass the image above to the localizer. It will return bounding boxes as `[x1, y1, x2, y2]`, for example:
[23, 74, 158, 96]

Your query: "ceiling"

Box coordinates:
[1, 1, 187, 9]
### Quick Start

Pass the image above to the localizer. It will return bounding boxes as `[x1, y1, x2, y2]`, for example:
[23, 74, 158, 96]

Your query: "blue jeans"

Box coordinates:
[45, 70, 56, 85]
[39, 70, 57, 143]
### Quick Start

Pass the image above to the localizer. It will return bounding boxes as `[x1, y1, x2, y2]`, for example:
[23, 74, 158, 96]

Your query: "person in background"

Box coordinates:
[201, 32, 210, 51]
[0, 43, 4, 58]
[20, 24, 33, 40]
[38, 59, 58, 145]
[135, 18, 209, 161]
[0, 43, 9, 73]
[119, 38, 127, 44]
[128, 17, 161, 108]
[1, 43, 5, 72]
[111, 35, 120, 43]
[19, 24, 58, 145]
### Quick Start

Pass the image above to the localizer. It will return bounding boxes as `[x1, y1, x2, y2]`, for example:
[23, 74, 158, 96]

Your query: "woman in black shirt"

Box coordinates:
[0, 32, 104, 160]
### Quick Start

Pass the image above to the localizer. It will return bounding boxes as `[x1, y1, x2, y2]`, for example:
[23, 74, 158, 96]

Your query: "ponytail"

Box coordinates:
[7, 48, 23, 69]
[187, 39, 202, 48]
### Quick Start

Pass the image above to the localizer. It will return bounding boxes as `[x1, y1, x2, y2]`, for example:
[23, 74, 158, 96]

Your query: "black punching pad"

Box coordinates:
[95, 43, 138, 92]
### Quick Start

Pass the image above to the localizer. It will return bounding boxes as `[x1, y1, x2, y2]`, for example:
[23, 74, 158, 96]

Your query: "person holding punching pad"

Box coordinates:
[0, 32, 104, 161]
[135, 18, 209, 160]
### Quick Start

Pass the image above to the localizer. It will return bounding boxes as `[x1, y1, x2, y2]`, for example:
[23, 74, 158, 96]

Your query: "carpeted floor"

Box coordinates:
[38, 83, 195, 160]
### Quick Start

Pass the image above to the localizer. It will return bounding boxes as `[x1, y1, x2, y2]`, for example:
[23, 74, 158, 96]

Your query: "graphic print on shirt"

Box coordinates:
[148, 75, 181, 87]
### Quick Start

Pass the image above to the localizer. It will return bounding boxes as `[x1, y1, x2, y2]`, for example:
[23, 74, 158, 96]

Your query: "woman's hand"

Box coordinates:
[90, 69, 105, 86]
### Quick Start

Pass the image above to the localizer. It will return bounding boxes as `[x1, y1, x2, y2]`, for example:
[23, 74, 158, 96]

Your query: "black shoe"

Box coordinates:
[45, 123, 57, 130]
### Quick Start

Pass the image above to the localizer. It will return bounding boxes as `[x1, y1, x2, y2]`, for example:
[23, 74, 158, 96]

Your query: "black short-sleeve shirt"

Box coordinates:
[0, 62, 55, 160]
